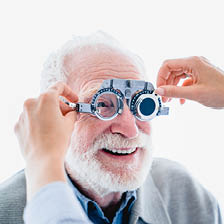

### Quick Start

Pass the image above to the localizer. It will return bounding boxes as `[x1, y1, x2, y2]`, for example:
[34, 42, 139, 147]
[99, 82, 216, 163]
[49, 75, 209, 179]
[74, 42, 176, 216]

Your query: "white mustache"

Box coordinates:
[92, 131, 150, 151]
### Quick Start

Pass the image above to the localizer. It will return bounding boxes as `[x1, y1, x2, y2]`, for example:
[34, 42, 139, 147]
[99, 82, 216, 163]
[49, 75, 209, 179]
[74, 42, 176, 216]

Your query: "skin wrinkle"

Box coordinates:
[64, 46, 142, 93]
[77, 60, 139, 70]
[64, 46, 153, 217]
[70, 68, 140, 95]
[83, 68, 140, 79]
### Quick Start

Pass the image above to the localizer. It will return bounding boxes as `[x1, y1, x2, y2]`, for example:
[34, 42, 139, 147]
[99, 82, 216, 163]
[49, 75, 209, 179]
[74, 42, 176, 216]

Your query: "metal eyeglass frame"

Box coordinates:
[60, 78, 169, 121]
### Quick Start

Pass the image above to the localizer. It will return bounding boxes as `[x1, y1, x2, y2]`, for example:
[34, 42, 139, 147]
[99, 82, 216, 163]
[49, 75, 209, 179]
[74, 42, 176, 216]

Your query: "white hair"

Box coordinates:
[40, 31, 146, 92]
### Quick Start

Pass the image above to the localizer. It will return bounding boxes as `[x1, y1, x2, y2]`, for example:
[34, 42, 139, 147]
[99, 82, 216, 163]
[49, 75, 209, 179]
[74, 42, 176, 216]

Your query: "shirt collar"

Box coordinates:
[66, 174, 137, 217]
[65, 172, 171, 224]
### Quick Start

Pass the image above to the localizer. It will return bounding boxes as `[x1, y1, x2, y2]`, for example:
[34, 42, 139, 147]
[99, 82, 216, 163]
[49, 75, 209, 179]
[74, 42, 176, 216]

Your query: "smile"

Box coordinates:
[102, 147, 137, 156]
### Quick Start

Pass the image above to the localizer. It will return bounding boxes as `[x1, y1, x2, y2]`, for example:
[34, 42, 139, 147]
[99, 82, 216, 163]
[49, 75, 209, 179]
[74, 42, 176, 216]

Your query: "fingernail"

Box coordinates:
[155, 87, 165, 96]
[162, 96, 168, 103]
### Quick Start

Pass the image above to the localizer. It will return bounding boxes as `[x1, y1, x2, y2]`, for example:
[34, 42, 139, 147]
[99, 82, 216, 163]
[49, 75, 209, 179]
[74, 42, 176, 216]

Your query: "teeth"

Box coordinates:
[104, 148, 136, 154]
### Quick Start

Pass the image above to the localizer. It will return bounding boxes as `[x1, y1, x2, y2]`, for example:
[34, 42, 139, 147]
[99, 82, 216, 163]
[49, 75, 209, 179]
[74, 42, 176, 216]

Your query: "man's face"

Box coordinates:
[65, 46, 153, 195]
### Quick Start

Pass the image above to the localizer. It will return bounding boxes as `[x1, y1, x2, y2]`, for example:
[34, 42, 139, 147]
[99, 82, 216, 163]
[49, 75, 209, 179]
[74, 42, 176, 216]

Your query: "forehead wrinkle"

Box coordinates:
[83, 60, 140, 72]
[71, 60, 141, 80]
[80, 86, 99, 102]
[66, 48, 143, 96]
[65, 47, 139, 72]
[65, 46, 141, 75]
[74, 64, 141, 98]
[83, 68, 141, 81]
[78, 70, 141, 100]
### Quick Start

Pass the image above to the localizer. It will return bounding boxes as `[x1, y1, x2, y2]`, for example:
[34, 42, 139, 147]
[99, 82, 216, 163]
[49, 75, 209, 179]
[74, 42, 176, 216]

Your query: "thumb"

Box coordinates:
[65, 111, 77, 125]
[155, 85, 196, 100]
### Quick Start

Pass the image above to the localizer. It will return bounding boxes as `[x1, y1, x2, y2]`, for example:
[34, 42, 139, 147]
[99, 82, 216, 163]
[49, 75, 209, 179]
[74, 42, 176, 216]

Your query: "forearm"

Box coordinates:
[25, 158, 66, 201]
[24, 182, 92, 224]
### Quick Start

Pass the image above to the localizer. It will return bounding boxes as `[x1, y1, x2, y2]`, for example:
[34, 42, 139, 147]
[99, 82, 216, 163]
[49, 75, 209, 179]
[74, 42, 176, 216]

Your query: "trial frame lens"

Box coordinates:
[94, 92, 121, 120]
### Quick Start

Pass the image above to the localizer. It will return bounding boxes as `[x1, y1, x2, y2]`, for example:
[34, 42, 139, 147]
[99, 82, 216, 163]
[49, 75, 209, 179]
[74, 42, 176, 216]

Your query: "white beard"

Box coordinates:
[65, 129, 153, 196]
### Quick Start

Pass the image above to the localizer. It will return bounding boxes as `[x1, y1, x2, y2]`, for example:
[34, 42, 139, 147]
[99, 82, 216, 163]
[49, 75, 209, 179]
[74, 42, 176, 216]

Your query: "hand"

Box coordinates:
[14, 81, 78, 200]
[155, 56, 224, 108]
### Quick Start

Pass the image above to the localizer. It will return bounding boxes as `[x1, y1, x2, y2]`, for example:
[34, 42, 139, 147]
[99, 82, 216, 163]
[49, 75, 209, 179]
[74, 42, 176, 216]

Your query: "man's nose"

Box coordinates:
[110, 103, 138, 139]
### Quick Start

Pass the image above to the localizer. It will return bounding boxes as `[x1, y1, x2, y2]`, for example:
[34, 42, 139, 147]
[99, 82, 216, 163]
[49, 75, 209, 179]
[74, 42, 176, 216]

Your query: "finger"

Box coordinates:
[157, 66, 169, 87]
[59, 100, 75, 116]
[23, 98, 36, 111]
[48, 81, 78, 103]
[65, 110, 77, 124]
[166, 73, 175, 86]
[173, 76, 182, 86]
[180, 99, 186, 104]
[157, 57, 196, 87]
[155, 85, 196, 100]
[182, 78, 193, 87]
[163, 72, 187, 89]
[162, 96, 169, 103]
[19, 98, 36, 131]
[162, 72, 188, 102]
[173, 72, 189, 81]
[14, 113, 23, 134]
[200, 56, 212, 66]
[157, 73, 185, 100]
[179, 78, 194, 104]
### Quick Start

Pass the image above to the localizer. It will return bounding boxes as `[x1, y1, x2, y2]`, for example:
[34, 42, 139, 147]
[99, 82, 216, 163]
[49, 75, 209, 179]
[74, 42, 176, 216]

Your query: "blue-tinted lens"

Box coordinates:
[139, 98, 155, 116]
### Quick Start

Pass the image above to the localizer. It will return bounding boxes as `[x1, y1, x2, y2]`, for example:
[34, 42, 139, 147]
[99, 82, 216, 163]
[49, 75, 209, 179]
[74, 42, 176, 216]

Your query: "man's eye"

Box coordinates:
[97, 102, 109, 107]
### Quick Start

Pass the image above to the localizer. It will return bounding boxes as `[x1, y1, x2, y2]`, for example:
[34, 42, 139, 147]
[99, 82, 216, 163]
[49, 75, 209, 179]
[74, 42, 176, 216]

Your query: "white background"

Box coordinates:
[0, 0, 223, 212]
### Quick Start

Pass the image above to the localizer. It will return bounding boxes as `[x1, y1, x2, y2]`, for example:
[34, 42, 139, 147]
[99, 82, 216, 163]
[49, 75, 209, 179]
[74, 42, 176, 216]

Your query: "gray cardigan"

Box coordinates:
[0, 158, 222, 224]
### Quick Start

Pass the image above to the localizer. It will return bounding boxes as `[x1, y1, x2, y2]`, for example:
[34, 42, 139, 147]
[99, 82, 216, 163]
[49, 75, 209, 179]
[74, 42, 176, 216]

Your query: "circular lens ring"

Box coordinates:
[130, 90, 153, 114]
[139, 97, 156, 116]
[91, 88, 124, 121]
[130, 90, 161, 121]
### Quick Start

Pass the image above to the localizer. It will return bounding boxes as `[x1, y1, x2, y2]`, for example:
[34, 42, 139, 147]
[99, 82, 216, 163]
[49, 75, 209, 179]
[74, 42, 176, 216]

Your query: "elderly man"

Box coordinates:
[0, 32, 222, 224]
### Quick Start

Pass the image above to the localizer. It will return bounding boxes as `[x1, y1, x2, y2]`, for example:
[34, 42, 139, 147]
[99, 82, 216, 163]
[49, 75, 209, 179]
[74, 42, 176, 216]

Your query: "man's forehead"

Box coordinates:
[78, 76, 142, 102]
[69, 71, 142, 101]
[65, 45, 139, 72]
[65, 46, 144, 98]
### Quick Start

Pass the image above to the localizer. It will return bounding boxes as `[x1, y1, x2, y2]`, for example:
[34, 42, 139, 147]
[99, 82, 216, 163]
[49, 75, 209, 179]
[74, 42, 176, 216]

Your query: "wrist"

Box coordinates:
[26, 158, 66, 182]
[26, 154, 64, 167]
[25, 159, 66, 201]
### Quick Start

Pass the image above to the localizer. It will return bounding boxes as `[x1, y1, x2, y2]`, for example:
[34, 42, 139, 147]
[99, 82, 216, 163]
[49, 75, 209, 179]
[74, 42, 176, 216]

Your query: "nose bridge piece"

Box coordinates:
[124, 83, 132, 108]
